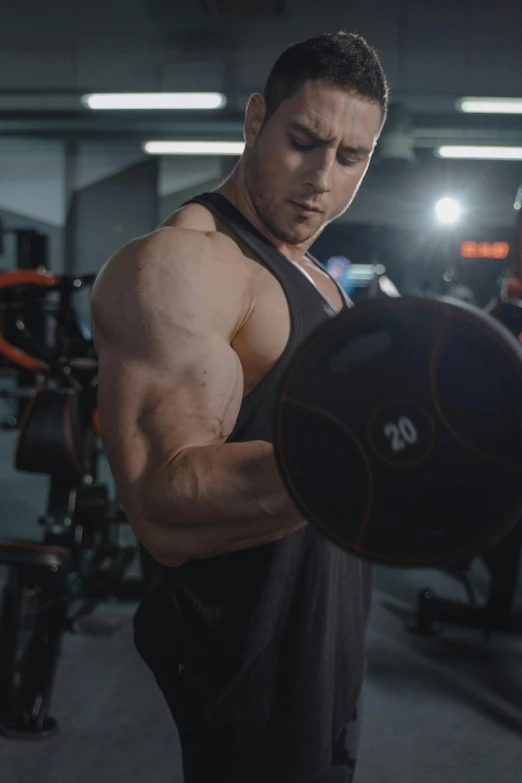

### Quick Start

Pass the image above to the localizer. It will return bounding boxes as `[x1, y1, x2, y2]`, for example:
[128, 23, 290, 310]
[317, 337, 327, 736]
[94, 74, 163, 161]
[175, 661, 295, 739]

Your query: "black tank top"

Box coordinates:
[134, 194, 374, 782]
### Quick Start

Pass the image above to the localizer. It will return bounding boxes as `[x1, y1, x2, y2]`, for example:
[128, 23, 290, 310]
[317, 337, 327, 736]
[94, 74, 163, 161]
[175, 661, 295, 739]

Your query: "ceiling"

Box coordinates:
[0, 0, 520, 154]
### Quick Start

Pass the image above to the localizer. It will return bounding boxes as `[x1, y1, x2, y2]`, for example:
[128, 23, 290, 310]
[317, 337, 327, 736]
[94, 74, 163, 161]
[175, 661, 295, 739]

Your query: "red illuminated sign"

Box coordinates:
[460, 241, 510, 259]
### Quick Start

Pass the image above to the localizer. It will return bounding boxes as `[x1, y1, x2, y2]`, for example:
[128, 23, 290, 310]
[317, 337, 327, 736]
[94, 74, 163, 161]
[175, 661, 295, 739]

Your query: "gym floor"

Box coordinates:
[1, 425, 521, 783]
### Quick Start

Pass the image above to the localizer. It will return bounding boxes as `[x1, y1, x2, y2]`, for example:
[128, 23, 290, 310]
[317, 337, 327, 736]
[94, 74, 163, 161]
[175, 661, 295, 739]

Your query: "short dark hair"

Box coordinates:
[263, 32, 389, 124]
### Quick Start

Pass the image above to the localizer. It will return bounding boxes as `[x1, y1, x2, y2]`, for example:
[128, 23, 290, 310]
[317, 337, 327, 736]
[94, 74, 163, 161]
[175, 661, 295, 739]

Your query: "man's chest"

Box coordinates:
[231, 255, 344, 397]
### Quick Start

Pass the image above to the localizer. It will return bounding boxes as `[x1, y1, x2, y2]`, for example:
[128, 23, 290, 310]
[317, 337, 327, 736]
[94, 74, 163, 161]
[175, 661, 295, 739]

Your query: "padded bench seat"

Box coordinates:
[0, 540, 70, 570]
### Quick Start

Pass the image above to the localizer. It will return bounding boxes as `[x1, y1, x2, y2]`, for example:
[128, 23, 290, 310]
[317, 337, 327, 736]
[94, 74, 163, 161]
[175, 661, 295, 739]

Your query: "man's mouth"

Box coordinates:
[290, 201, 323, 216]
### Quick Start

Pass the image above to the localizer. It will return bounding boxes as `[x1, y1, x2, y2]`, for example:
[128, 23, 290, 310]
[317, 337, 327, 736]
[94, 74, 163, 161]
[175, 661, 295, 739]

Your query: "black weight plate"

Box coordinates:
[274, 297, 522, 566]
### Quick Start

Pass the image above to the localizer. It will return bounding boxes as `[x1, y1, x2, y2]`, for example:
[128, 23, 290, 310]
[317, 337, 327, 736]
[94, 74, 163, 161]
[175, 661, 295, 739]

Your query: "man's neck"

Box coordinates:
[215, 166, 314, 266]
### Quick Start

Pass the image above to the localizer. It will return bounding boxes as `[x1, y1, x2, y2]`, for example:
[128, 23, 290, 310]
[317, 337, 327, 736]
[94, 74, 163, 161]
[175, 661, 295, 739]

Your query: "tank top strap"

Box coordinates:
[183, 192, 341, 431]
[185, 193, 343, 321]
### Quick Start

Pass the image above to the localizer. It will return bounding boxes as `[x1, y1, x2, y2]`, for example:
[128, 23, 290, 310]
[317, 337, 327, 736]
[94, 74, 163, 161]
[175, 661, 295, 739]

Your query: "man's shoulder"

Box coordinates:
[164, 201, 219, 233]
[92, 224, 251, 346]
[98, 220, 244, 288]
[163, 201, 247, 267]
[92, 221, 251, 339]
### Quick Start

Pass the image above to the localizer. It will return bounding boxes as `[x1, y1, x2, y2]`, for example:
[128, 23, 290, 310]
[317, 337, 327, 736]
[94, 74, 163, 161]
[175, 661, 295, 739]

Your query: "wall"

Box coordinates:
[0, 139, 154, 273]
[66, 159, 159, 322]
[158, 156, 225, 221]
[0, 140, 66, 271]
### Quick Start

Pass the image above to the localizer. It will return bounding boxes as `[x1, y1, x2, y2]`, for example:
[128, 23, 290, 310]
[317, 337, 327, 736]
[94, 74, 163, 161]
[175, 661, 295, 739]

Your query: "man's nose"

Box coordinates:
[304, 149, 334, 194]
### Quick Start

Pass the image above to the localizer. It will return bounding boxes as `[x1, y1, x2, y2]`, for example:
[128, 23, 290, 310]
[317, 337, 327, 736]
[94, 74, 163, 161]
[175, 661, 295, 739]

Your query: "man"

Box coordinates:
[92, 31, 388, 783]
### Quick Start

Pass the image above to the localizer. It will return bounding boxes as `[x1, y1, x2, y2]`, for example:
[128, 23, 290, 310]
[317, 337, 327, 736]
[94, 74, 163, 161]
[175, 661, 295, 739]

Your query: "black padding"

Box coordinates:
[274, 296, 522, 566]
[15, 389, 92, 480]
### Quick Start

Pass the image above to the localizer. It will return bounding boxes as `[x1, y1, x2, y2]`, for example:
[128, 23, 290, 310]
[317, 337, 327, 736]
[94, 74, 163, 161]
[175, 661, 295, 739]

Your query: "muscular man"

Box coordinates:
[92, 32, 388, 783]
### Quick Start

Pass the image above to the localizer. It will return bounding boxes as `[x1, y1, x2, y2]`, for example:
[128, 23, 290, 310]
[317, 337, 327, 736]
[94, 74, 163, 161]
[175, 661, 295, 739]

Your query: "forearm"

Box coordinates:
[141, 440, 307, 565]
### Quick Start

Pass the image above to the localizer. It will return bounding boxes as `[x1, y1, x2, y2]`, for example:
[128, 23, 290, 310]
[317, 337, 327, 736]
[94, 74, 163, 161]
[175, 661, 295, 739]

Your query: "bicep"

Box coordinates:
[97, 331, 244, 514]
[91, 228, 247, 539]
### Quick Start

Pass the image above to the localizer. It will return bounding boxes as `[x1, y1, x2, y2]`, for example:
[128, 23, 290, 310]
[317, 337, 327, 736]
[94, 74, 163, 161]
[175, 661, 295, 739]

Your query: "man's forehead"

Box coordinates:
[282, 86, 382, 141]
[286, 86, 368, 120]
[286, 111, 375, 143]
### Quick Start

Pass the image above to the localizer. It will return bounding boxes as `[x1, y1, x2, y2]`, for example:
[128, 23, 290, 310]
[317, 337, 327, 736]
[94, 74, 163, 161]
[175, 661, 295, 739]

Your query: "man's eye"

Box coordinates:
[291, 140, 314, 152]
[338, 157, 358, 167]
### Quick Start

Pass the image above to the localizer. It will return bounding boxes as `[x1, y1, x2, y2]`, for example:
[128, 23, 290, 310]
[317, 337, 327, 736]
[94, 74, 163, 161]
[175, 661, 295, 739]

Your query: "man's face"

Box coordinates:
[245, 80, 383, 246]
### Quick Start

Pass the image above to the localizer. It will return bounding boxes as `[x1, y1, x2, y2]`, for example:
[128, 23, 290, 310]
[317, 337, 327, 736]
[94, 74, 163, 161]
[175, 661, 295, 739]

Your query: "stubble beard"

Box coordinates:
[245, 148, 320, 246]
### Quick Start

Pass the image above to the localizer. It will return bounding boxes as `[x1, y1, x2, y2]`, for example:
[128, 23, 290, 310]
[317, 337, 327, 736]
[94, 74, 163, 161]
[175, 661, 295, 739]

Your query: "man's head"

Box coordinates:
[243, 32, 389, 247]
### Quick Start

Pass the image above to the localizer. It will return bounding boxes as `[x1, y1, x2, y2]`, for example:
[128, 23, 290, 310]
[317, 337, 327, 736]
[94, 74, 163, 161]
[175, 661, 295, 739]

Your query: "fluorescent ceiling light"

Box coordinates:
[457, 97, 522, 114]
[82, 93, 226, 110]
[143, 141, 245, 155]
[438, 146, 522, 160]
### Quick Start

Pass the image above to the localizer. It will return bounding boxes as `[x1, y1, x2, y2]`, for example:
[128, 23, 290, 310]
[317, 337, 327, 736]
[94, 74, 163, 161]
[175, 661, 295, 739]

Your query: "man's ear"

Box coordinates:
[244, 93, 267, 149]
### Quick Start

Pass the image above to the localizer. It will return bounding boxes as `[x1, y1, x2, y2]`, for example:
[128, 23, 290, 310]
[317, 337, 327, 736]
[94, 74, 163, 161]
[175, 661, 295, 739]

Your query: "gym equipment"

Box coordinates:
[0, 389, 135, 739]
[368, 271, 400, 300]
[409, 202, 522, 637]
[0, 271, 143, 739]
[274, 295, 522, 567]
[410, 519, 522, 638]
[325, 258, 400, 303]
[0, 227, 54, 423]
[0, 270, 97, 416]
